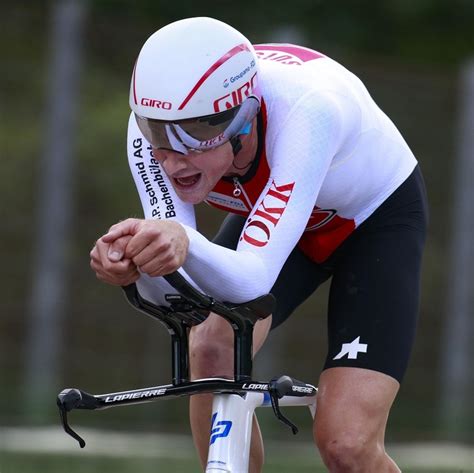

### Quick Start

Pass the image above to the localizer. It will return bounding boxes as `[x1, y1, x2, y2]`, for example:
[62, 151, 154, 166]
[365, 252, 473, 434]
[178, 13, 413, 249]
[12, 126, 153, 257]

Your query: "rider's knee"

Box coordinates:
[315, 426, 378, 472]
[189, 322, 234, 378]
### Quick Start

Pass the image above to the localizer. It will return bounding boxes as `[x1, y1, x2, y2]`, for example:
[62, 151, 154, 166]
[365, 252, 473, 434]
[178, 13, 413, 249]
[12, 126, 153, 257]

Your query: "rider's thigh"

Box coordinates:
[253, 314, 273, 354]
[314, 367, 399, 467]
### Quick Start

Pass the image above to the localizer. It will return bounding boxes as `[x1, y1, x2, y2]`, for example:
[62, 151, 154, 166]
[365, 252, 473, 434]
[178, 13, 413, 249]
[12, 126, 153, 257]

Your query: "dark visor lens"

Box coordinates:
[135, 97, 259, 154]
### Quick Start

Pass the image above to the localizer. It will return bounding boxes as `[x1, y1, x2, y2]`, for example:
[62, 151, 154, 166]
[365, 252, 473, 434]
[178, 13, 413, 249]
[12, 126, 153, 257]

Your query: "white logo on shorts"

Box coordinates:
[333, 336, 368, 360]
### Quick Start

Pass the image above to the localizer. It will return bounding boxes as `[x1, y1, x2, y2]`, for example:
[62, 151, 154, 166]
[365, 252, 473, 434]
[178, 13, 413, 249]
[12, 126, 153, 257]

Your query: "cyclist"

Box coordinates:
[90, 17, 428, 473]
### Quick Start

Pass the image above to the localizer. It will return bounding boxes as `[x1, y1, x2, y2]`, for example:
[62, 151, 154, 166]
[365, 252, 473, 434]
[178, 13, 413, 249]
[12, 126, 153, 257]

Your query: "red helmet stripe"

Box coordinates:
[178, 43, 251, 111]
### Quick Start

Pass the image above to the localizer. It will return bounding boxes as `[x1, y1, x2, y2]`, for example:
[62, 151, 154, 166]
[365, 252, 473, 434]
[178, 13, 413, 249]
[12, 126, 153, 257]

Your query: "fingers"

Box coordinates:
[124, 221, 189, 276]
[90, 232, 139, 286]
[102, 218, 140, 244]
[90, 237, 109, 266]
[90, 256, 140, 286]
[127, 234, 170, 266]
[134, 242, 181, 276]
[124, 222, 163, 259]
[91, 219, 189, 283]
[105, 263, 139, 286]
[107, 235, 133, 262]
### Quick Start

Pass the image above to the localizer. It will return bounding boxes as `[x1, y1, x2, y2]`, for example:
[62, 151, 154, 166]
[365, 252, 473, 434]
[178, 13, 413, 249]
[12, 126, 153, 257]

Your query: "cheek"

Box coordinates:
[206, 146, 234, 175]
[157, 145, 233, 182]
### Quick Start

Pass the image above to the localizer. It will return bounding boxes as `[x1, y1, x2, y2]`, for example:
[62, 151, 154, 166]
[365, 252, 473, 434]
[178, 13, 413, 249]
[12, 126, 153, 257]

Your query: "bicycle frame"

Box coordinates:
[207, 391, 316, 472]
[56, 272, 317, 472]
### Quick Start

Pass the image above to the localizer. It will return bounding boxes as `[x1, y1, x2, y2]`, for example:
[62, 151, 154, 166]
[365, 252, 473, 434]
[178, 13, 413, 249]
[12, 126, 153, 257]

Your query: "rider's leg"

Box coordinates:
[313, 167, 428, 472]
[189, 313, 272, 473]
[314, 367, 400, 473]
[200, 214, 330, 471]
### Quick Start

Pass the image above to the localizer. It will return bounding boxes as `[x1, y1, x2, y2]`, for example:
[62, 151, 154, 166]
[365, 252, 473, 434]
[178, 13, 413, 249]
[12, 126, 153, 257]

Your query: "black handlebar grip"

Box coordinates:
[271, 375, 316, 398]
[57, 388, 101, 411]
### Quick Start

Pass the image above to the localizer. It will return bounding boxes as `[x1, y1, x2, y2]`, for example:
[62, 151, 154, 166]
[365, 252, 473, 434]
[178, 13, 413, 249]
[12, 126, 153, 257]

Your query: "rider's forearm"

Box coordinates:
[182, 226, 274, 302]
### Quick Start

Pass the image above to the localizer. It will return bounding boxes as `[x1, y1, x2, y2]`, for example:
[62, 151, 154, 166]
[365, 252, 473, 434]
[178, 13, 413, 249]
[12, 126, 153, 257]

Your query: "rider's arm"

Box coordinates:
[182, 91, 360, 302]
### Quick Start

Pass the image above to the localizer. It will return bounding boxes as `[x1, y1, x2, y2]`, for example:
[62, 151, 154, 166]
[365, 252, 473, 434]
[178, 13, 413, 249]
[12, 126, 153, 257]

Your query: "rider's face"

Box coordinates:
[153, 144, 234, 204]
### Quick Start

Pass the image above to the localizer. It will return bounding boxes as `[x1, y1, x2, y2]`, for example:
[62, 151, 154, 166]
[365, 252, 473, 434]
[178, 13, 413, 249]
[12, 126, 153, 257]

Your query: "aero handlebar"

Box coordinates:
[56, 271, 316, 447]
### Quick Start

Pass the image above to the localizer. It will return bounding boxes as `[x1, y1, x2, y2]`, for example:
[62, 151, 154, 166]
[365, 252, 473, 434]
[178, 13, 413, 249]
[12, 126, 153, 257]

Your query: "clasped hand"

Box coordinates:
[90, 219, 189, 286]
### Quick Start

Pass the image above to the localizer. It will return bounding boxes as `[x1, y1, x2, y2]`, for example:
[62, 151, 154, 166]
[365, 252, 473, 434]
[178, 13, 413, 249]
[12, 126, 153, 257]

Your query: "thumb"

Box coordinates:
[107, 235, 133, 262]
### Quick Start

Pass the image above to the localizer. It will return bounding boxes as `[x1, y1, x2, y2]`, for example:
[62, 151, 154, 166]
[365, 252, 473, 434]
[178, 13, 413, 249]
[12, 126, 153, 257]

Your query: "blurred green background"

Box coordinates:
[1, 0, 474, 471]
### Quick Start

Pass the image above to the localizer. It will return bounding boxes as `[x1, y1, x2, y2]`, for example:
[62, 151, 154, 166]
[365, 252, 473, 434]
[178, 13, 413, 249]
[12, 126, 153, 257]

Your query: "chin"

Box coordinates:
[176, 189, 207, 205]
[180, 195, 204, 204]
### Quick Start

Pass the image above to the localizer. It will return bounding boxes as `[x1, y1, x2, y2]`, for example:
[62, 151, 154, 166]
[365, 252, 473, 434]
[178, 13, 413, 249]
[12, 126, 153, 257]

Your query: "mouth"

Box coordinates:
[173, 173, 202, 190]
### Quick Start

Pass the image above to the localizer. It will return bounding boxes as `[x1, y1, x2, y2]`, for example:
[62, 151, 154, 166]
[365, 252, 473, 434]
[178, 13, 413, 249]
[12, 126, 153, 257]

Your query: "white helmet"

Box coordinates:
[130, 17, 261, 154]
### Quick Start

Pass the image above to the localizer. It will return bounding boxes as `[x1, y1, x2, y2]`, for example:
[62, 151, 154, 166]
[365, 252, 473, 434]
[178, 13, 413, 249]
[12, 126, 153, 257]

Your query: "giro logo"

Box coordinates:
[210, 412, 232, 445]
[214, 72, 257, 112]
[141, 98, 172, 109]
[241, 180, 295, 247]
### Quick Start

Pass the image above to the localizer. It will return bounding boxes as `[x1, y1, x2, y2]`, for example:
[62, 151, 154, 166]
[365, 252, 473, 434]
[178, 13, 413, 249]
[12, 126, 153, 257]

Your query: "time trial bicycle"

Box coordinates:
[57, 271, 317, 472]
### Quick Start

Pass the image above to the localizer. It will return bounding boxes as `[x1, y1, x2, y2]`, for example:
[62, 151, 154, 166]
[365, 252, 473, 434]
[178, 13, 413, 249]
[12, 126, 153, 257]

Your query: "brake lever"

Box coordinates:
[57, 388, 101, 448]
[268, 377, 299, 435]
[56, 389, 86, 447]
[58, 404, 86, 448]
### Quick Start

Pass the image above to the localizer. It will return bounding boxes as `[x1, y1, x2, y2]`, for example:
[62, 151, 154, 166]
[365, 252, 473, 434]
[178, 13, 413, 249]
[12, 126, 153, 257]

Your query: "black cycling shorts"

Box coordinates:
[212, 165, 428, 383]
